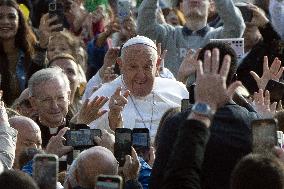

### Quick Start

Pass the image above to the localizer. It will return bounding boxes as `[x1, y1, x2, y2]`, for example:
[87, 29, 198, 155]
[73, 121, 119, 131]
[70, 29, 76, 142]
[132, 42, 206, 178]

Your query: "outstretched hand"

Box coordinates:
[250, 56, 283, 90]
[77, 96, 109, 125]
[177, 48, 201, 83]
[194, 48, 242, 112]
[251, 89, 277, 118]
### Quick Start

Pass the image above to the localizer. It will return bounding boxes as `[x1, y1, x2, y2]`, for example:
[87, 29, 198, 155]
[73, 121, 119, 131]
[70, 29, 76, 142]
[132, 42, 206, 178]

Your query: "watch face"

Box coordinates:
[192, 103, 212, 117]
[196, 103, 209, 112]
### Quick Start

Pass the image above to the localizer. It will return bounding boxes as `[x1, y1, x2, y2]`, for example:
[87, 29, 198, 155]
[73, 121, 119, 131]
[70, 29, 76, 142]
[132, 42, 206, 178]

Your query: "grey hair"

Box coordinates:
[28, 67, 70, 97]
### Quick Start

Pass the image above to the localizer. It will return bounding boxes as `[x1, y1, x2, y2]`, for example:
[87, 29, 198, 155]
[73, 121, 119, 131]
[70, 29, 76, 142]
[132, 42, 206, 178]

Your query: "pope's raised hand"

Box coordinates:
[108, 87, 130, 131]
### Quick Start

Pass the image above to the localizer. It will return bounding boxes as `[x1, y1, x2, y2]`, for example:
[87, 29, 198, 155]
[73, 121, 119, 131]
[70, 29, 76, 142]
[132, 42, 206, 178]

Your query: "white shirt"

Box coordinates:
[89, 76, 188, 139]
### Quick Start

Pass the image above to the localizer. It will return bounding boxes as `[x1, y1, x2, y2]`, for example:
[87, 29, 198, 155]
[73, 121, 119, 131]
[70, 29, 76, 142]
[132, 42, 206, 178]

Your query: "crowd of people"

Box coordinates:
[1, 0, 284, 188]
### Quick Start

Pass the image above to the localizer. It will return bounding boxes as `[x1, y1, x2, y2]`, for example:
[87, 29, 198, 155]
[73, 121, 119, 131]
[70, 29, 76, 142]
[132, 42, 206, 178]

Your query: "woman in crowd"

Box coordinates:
[0, 0, 38, 106]
[48, 53, 83, 115]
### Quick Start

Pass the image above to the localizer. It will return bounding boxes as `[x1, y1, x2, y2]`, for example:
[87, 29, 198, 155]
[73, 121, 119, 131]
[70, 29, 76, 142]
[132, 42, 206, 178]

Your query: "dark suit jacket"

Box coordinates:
[150, 103, 259, 189]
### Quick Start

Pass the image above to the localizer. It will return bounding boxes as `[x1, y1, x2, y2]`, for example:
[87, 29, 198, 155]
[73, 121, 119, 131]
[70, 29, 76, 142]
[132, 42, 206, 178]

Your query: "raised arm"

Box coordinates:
[0, 99, 17, 170]
[215, 0, 245, 38]
[137, 0, 172, 45]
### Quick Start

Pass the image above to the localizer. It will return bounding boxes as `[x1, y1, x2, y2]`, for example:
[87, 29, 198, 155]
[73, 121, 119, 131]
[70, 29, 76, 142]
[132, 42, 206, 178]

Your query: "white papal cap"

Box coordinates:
[122, 35, 157, 51]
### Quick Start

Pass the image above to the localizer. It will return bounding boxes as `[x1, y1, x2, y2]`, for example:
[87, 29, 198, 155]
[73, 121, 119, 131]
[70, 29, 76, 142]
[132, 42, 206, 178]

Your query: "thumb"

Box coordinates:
[227, 81, 242, 99]
[124, 155, 132, 168]
[250, 71, 260, 82]
[94, 136, 102, 145]
[60, 146, 73, 157]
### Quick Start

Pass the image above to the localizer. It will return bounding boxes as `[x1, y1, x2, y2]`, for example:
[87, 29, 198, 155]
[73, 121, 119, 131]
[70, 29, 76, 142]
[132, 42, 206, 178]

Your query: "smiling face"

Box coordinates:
[0, 5, 19, 40]
[118, 44, 159, 97]
[31, 78, 70, 128]
[182, 0, 210, 19]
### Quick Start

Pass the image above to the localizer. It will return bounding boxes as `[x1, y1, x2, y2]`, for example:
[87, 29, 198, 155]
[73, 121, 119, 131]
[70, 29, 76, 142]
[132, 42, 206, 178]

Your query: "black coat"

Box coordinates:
[150, 103, 259, 189]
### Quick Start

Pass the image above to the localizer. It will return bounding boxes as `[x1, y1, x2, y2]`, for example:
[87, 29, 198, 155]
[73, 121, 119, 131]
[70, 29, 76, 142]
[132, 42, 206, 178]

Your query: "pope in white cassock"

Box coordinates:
[88, 35, 189, 139]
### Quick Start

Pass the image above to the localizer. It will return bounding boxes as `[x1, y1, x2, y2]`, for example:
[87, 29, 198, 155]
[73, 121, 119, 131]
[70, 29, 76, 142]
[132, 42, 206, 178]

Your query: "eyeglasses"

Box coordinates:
[34, 95, 69, 106]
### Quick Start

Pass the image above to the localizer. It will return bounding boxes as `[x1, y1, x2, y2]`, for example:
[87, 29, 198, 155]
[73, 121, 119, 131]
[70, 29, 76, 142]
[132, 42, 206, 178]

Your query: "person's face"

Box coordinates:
[0, 5, 19, 40]
[30, 78, 70, 127]
[50, 59, 80, 103]
[243, 23, 262, 52]
[15, 123, 42, 168]
[119, 45, 159, 97]
[166, 10, 179, 26]
[47, 37, 72, 60]
[182, 0, 210, 18]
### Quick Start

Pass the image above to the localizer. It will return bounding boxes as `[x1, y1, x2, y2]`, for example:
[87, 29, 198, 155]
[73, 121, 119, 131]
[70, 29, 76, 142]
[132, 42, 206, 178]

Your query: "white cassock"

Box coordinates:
[89, 76, 189, 139]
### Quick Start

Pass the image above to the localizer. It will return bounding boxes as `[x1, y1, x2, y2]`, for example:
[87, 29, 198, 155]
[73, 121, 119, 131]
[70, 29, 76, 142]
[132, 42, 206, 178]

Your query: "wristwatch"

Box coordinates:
[191, 102, 214, 119]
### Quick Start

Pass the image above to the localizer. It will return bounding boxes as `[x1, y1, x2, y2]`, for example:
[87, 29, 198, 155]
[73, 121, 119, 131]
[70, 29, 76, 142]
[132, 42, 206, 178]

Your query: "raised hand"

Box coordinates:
[99, 48, 121, 79]
[38, 14, 62, 48]
[76, 96, 109, 125]
[250, 56, 284, 90]
[194, 48, 242, 112]
[249, 4, 269, 27]
[177, 48, 201, 83]
[108, 87, 130, 131]
[251, 89, 277, 118]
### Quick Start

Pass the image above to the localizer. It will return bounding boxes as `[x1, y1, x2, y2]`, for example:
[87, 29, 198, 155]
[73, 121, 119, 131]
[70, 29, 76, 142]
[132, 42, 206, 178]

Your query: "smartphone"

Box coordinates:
[277, 131, 284, 148]
[114, 128, 132, 167]
[95, 175, 123, 189]
[132, 128, 150, 149]
[33, 154, 58, 189]
[236, 3, 253, 22]
[210, 38, 244, 61]
[181, 99, 190, 112]
[252, 119, 278, 154]
[48, 1, 64, 31]
[65, 129, 102, 148]
[265, 80, 284, 102]
[117, 0, 131, 23]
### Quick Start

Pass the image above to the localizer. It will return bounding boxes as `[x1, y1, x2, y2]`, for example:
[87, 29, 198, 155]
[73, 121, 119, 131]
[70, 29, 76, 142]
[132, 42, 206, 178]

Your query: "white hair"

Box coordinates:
[28, 67, 70, 97]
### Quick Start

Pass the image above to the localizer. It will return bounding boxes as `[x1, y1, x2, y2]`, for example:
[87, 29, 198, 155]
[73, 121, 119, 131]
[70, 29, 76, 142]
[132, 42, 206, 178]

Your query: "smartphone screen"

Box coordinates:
[96, 175, 122, 189]
[265, 80, 284, 102]
[181, 99, 190, 112]
[252, 119, 278, 154]
[132, 128, 149, 148]
[65, 129, 101, 148]
[114, 128, 132, 166]
[48, 2, 64, 31]
[33, 154, 58, 189]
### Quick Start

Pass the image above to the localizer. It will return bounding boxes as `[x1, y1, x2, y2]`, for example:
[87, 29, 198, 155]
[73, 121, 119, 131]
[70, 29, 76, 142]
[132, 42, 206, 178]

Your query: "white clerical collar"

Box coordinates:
[49, 127, 58, 134]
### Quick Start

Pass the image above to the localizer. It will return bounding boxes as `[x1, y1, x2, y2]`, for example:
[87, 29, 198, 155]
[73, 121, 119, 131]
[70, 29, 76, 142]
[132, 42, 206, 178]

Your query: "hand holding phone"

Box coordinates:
[48, 2, 64, 31]
[252, 119, 278, 154]
[33, 154, 58, 189]
[114, 128, 132, 166]
[65, 129, 102, 148]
